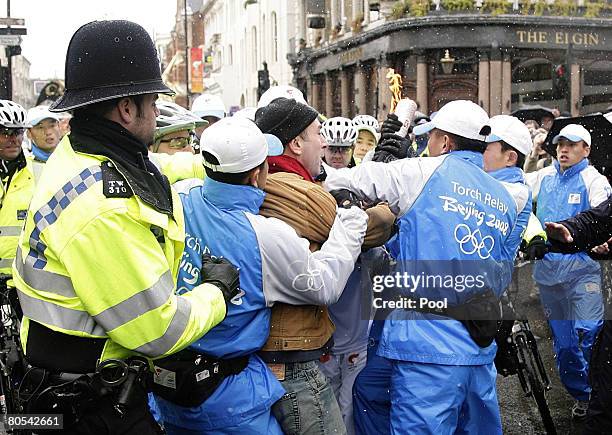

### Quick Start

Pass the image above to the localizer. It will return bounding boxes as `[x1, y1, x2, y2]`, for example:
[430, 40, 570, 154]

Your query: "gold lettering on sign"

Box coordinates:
[555, 32, 565, 44]
[527, 31, 537, 43]
[340, 47, 364, 65]
[518, 30, 601, 46]
[539, 32, 547, 43]
[587, 33, 599, 45]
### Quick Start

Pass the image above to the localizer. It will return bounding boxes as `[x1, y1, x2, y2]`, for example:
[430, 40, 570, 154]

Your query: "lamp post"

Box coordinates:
[440, 50, 455, 75]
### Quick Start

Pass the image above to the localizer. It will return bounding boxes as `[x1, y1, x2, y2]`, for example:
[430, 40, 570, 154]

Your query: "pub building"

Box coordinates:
[289, 4, 612, 120]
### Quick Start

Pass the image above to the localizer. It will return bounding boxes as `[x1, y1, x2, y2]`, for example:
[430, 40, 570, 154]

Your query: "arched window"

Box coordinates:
[271, 12, 278, 63]
[262, 14, 266, 62]
[228, 44, 233, 65]
[511, 58, 556, 110]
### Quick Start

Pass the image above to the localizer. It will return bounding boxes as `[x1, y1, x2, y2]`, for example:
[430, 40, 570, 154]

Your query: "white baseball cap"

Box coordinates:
[552, 124, 592, 146]
[27, 105, 60, 127]
[233, 107, 257, 121]
[486, 115, 533, 156]
[201, 117, 283, 174]
[413, 100, 490, 141]
[257, 85, 307, 109]
[191, 94, 226, 119]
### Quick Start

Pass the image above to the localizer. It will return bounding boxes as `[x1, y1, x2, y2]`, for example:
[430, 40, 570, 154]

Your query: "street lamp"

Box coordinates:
[440, 50, 455, 75]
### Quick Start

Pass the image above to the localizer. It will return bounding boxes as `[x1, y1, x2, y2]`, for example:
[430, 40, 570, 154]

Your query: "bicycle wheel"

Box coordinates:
[515, 334, 557, 435]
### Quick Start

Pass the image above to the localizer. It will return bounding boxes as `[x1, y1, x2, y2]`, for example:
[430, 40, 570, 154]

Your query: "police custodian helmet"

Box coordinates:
[50, 20, 174, 112]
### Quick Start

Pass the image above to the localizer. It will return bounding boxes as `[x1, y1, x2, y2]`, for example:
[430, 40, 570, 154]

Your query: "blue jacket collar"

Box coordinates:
[201, 177, 265, 213]
[553, 158, 588, 178]
[31, 143, 52, 162]
[488, 166, 525, 184]
[449, 150, 484, 169]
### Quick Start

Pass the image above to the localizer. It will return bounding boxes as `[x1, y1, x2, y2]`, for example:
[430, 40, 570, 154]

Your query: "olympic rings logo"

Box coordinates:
[290, 259, 325, 292]
[454, 224, 495, 259]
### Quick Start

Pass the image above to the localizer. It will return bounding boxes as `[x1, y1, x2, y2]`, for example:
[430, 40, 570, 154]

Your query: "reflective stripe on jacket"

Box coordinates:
[13, 136, 226, 363]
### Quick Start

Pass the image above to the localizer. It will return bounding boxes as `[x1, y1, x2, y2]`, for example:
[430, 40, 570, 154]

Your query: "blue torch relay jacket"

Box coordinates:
[154, 177, 368, 431]
[325, 151, 530, 366]
[526, 159, 611, 287]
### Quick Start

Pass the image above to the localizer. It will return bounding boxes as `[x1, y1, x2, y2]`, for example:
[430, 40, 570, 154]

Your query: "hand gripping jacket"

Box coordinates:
[525, 159, 611, 286]
[325, 151, 530, 365]
[12, 136, 227, 366]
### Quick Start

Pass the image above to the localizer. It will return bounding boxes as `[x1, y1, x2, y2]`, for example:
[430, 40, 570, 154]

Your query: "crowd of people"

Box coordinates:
[0, 19, 611, 435]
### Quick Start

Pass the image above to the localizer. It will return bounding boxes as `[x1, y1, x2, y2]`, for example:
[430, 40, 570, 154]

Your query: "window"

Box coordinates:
[228, 44, 233, 65]
[271, 12, 278, 62]
[252, 26, 258, 68]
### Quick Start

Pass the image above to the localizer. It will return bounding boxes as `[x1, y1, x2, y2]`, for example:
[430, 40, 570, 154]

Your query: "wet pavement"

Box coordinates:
[497, 263, 596, 435]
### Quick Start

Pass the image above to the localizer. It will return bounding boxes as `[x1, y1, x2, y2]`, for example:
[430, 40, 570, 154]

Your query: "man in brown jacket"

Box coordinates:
[255, 97, 348, 434]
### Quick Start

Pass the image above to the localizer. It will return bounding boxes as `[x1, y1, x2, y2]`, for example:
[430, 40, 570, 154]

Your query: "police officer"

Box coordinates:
[13, 20, 239, 434]
[0, 101, 33, 278]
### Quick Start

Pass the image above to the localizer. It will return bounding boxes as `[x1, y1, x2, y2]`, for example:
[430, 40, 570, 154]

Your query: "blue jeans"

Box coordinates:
[271, 361, 346, 435]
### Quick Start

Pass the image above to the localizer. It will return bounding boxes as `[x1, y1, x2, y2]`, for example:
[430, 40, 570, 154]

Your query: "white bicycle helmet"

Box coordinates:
[321, 117, 358, 147]
[352, 114, 380, 139]
[156, 101, 207, 128]
[0, 100, 29, 128]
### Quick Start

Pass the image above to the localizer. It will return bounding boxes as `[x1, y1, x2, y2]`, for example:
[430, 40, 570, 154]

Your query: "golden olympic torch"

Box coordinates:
[387, 68, 417, 137]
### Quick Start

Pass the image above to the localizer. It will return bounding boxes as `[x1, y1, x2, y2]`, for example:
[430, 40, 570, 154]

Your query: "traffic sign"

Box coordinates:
[0, 18, 24, 26]
[0, 35, 21, 45]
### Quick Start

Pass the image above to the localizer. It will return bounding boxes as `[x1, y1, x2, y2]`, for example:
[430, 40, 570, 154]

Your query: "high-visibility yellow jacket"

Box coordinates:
[0, 156, 42, 275]
[13, 136, 226, 363]
[524, 212, 547, 244]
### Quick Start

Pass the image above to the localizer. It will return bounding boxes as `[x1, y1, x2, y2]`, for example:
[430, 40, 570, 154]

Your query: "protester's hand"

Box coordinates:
[380, 113, 403, 139]
[545, 222, 573, 243]
[532, 133, 546, 156]
[201, 254, 240, 302]
[523, 236, 548, 260]
[372, 135, 412, 163]
[330, 189, 364, 209]
[591, 242, 610, 255]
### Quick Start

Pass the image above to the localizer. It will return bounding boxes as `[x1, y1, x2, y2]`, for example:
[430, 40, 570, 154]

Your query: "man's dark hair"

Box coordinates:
[203, 151, 265, 185]
[500, 141, 526, 169]
[446, 132, 487, 154]
[72, 94, 148, 119]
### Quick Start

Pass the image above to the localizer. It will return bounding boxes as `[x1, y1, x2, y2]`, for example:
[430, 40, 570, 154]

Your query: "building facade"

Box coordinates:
[290, 0, 612, 120]
[10, 54, 33, 109]
[200, 0, 301, 110]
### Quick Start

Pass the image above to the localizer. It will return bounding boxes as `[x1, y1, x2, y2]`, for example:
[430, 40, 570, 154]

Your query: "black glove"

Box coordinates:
[523, 236, 548, 261]
[380, 114, 403, 139]
[372, 135, 413, 163]
[330, 189, 363, 209]
[201, 254, 240, 302]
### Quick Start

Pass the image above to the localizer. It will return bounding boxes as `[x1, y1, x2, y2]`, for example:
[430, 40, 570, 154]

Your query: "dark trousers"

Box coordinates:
[585, 320, 612, 434]
[30, 378, 162, 435]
